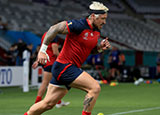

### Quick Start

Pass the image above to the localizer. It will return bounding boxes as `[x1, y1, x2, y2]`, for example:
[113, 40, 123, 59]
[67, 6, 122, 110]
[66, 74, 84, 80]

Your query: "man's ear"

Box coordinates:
[90, 13, 95, 18]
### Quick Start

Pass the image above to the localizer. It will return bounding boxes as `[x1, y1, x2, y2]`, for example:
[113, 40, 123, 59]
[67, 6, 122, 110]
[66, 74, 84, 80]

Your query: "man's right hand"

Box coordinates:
[37, 52, 49, 65]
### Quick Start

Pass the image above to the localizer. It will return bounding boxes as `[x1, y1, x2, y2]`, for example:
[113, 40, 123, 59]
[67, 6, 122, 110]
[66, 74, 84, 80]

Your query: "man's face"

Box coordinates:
[93, 13, 107, 30]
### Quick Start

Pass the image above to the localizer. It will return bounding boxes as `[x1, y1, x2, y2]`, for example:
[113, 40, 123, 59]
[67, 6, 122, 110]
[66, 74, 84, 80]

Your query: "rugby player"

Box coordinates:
[24, 1, 110, 115]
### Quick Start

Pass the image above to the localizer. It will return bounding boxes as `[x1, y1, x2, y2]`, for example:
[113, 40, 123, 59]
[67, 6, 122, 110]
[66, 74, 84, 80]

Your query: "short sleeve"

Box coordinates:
[67, 19, 85, 34]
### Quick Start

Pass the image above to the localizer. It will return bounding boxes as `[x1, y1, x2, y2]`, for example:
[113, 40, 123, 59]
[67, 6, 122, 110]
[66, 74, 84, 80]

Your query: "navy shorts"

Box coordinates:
[43, 65, 52, 72]
[50, 61, 83, 90]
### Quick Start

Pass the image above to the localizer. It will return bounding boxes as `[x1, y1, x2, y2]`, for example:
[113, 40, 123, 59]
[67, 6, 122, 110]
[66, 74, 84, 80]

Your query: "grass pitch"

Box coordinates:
[0, 83, 160, 115]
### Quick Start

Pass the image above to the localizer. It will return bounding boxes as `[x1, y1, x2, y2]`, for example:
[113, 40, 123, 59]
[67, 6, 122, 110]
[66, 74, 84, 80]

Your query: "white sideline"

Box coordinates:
[108, 107, 160, 115]
[0, 113, 20, 115]
[2, 107, 160, 115]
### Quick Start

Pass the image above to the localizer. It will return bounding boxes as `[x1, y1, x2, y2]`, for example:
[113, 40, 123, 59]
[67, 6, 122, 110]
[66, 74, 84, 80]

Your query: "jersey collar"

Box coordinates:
[86, 18, 93, 30]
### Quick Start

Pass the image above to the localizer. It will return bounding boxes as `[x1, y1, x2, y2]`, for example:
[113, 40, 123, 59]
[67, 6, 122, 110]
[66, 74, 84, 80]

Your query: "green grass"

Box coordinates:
[0, 83, 160, 115]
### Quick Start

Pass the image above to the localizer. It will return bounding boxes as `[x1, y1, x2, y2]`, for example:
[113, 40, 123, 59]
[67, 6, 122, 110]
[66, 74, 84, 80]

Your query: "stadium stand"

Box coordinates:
[126, 0, 160, 14]
[0, 0, 160, 64]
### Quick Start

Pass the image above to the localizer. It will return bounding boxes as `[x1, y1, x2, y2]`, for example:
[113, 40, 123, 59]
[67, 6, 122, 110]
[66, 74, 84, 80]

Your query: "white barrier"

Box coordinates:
[0, 50, 43, 92]
[0, 66, 23, 87]
[0, 66, 43, 88]
[22, 50, 30, 92]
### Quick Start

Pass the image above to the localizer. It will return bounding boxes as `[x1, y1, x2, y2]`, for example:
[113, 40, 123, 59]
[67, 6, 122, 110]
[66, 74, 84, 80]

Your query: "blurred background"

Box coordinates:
[0, 0, 160, 115]
[0, 0, 160, 84]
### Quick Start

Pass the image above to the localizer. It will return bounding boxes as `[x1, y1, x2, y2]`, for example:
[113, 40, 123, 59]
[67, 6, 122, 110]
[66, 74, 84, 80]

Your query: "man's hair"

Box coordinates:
[88, 1, 109, 18]
[89, 1, 109, 14]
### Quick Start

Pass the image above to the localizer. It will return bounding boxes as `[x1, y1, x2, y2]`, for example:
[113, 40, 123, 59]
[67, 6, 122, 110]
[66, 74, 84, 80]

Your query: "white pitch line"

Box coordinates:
[108, 107, 160, 115]
[2, 107, 160, 115]
[0, 113, 22, 115]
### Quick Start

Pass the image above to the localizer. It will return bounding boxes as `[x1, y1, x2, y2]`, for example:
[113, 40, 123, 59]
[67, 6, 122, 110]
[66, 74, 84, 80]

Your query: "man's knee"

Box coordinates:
[28, 101, 55, 114]
[94, 83, 101, 93]
[43, 100, 56, 110]
[90, 83, 101, 94]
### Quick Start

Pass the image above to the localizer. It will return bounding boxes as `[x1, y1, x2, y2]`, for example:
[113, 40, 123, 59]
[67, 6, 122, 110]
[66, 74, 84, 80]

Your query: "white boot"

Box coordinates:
[55, 100, 70, 108]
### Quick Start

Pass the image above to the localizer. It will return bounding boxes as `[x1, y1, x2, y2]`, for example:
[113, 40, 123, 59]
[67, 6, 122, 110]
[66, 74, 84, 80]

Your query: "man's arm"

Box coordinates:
[32, 60, 39, 69]
[43, 21, 68, 45]
[51, 43, 59, 57]
[38, 21, 68, 64]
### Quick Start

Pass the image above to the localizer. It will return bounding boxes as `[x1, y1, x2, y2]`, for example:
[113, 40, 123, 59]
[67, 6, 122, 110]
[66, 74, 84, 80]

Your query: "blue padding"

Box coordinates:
[6, 31, 41, 51]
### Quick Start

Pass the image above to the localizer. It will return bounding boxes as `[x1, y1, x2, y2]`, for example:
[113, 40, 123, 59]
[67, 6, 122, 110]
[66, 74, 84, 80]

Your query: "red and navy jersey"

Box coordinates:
[57, 18, 100, 68]
[41, 32, 59, 67]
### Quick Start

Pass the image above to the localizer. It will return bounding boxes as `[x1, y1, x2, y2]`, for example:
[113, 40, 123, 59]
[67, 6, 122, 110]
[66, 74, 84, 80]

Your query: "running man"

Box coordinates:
[32, 32, 70, 108]
[24, 1, 111, 115]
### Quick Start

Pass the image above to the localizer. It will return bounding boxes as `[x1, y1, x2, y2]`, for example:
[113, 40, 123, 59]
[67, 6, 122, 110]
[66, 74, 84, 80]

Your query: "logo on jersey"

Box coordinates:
[68, 22, 72, 26]
[90, 33, 93, 36]
[83, 32, 88, 40]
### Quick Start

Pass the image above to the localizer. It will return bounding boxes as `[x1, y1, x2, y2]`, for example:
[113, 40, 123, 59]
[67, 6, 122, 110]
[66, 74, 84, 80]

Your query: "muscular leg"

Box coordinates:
[27, 84, 68, 115]
[70, 71, 101, 112]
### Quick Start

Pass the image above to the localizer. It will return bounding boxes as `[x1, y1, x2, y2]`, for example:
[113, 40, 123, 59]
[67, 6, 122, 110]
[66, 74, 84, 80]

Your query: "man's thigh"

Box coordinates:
[70, 71, 99, 92]
[43, 84, 68, 104]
